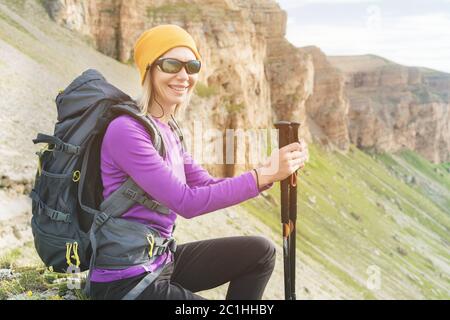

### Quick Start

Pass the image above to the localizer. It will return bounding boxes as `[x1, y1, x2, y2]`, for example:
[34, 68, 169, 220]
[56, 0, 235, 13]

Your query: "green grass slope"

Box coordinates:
[244, 144, 449, 299]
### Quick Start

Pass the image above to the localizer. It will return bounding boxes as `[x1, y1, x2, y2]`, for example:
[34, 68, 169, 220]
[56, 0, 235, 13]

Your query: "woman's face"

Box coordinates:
[151, 47, 199, 106]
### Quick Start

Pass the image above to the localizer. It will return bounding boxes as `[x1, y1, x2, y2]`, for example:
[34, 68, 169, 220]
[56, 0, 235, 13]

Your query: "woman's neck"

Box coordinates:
[148, 101, 176, 124]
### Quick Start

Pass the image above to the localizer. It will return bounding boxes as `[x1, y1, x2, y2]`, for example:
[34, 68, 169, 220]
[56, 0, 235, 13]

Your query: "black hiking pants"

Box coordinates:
[90, 236, 276, 300]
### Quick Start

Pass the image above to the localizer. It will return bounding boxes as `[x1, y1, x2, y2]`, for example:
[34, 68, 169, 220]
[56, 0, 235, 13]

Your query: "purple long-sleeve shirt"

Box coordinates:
[90, 114, 273, 282]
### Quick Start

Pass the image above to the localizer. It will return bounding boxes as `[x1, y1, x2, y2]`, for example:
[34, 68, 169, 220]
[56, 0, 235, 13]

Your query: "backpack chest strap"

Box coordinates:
[123, 188, 169, 214]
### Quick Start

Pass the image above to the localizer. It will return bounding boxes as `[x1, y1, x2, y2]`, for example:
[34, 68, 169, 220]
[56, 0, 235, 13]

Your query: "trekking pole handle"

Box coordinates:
[274, 121, 292, 226]
[289, 122, 301, 187]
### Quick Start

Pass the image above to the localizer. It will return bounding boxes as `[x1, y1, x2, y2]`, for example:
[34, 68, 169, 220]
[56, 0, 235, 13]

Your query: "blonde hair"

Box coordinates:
[136, 65, 195, 118]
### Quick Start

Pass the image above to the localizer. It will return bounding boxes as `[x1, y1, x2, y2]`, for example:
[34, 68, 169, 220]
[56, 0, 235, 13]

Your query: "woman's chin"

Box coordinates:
[161, 91, 187, 105]
[167, 96, 185, 104]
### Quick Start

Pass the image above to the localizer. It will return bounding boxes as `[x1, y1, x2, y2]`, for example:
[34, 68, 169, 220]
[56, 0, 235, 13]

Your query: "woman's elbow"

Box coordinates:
[168, 187, 212, 219]
[175, 206, 200, 219]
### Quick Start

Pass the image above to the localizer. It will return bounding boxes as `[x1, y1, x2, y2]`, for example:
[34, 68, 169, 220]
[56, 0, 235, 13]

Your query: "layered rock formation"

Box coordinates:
[330, 55, 450, 163]
[301, 46, 349, 150]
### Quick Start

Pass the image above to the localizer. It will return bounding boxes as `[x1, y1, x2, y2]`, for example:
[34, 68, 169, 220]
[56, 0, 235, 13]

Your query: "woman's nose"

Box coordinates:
[176, 66, 189, 80]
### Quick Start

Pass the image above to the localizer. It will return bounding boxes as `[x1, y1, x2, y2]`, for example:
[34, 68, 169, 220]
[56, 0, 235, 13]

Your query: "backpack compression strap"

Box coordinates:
[32, 133, 82, 155]
[98, 177, 170, 223]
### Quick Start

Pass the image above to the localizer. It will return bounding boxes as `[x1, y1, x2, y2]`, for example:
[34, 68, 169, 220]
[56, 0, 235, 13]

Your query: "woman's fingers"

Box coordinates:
[287, 150, 302, 160]
[272, 140, 309, 180]
[289, 156, 308, 169]
[287, 150, 308, 161]
[283, 142, 301, 153]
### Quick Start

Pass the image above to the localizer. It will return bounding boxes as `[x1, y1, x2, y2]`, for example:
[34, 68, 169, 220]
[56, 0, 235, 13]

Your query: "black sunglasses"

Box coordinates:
[152, 58, 201, 74]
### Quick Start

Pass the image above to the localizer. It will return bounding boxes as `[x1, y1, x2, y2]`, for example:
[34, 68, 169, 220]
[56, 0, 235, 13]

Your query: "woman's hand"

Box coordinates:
[253, 139, 309, 189]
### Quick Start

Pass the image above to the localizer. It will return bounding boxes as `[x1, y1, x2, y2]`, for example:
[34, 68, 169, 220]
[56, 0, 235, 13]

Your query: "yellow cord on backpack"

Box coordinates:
[72, 242, 80, 268]
[147, 234, 155, 258]
[65, 242, 80, 268]
[65, 243, 73, 267]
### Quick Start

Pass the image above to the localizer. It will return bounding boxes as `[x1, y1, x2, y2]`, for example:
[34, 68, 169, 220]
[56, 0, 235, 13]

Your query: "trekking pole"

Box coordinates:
[288, 122, 300, 300]
[274, 121, 293, 300]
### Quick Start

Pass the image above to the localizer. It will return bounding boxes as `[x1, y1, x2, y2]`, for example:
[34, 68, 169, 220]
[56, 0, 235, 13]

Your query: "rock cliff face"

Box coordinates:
[330, 55, 450, 163]
[43, 0, 448, 165]
[301, 46, 349, 150]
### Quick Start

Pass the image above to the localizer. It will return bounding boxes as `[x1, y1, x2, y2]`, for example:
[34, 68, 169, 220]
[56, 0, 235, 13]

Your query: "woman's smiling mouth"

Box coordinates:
[168, 84, 188, 93]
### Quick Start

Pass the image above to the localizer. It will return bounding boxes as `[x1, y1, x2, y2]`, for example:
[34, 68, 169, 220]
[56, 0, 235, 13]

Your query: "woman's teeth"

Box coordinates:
[168, 85, 187, 92]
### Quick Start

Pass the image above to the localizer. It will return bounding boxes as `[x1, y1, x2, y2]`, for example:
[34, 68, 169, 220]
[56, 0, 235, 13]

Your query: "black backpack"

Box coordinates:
[30, 69, 185, 275]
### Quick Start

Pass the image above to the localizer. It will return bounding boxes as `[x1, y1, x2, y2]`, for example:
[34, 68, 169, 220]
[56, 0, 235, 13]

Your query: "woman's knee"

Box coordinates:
[249, 236, 276, 268]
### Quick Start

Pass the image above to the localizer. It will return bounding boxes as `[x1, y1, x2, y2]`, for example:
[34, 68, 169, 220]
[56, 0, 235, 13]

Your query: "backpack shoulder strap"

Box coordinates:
[168, 115, 187, 152]
[96, 103, 171, 220]
[110, 103, 166, 159]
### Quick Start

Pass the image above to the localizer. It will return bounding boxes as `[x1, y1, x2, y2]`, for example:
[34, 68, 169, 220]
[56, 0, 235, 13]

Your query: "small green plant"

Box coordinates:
[146, 3, 202, 21]
[0, 248, 21, 269]
[99, 8, 116, 15]
[225, 102, 245, 114]
[0, 248, 88, 300]
[194, 82, 218, 98]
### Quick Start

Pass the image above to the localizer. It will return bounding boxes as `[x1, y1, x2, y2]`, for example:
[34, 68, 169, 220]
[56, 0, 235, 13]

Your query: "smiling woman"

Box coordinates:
[133, 25, 202, 123]
[86, 24, 308, 301]
[139, 47, 199, 121]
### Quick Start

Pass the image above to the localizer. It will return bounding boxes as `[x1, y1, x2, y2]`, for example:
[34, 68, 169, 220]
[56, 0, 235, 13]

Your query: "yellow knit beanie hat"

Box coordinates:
[133, 24, 202, 85]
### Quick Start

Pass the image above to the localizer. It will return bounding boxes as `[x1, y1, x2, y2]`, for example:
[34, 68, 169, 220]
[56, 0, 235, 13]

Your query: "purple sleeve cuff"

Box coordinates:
[247, 170, 274, 193]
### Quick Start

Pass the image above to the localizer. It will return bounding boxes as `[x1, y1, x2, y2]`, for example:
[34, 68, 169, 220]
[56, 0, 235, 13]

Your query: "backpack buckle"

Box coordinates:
[124, 188, 137, 200]
[63, 214, 71, 223]
[57, 143, 80, 155]
[150, 200, 161, 210]
[168, 238, 177, 253]
[51, 211, 59, 220]
[160, 238, 177, 254]
[95, 212, 110, 228]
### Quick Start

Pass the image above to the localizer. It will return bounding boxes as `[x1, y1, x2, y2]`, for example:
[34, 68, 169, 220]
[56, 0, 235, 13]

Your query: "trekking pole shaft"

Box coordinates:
[288, 122, 300, 300]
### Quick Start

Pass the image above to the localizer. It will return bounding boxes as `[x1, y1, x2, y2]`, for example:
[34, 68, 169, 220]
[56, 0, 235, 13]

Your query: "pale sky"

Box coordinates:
[276, 0, 450, 73]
